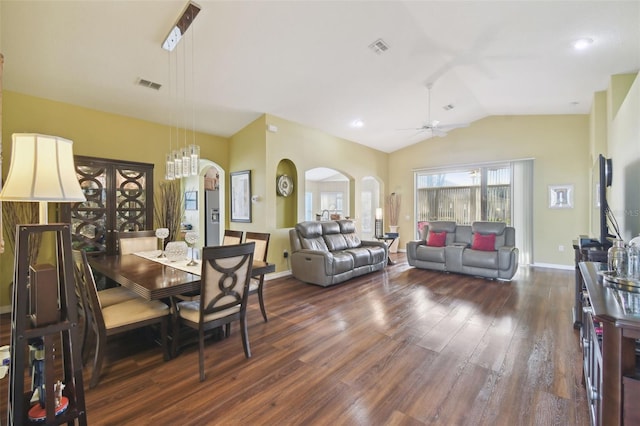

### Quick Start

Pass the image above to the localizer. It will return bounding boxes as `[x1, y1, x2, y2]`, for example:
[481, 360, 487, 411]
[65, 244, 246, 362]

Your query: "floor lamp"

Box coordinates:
[0, 133, 88, 424]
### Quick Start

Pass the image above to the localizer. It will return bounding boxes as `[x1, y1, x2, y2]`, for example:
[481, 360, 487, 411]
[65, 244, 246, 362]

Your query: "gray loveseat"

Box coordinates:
[289, 220, 388, 287]
[406, 221, 519, 280]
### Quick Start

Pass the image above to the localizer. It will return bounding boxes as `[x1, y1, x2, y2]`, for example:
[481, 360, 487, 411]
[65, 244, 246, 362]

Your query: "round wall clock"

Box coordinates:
[277, 174, 294, 197]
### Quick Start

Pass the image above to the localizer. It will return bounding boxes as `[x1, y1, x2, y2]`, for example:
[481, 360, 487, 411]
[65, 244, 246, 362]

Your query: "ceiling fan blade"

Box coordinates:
[396, 126, 425, 131]
[438, 122, 470, 131]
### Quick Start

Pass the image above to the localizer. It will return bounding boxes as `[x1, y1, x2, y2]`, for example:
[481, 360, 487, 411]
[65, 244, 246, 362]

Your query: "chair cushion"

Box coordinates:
[176, 300, 240, 323]
[427, 231, 447, 247]
[102, 299, 169, 329]
[472, 233, 496, 251]
[248, 277, 260, 292]
[98, 286, 138, 307]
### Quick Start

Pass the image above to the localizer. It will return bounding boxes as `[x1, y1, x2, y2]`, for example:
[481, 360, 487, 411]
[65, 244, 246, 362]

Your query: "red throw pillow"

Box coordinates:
[472, 233, 496, 251]
[427, 231, 447, 247]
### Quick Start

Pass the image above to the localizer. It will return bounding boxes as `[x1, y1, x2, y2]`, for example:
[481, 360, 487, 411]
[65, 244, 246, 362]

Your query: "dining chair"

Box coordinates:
[222, 229, 244, 245]
[172, 242, 255, 382]
[75, 250, 170, 388]
[71, 250, 139, 359]
[244, 231, 271, 322]
[116, 230, 158, 255]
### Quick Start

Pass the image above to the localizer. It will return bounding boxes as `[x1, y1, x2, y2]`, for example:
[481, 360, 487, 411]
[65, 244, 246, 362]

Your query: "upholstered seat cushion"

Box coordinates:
[98, 286, 138, 307]
[331, 252, 355, 274]
[346, 247, 372, 267]
[176, 300, 240, 323]
[462, 249, 499, 269]
[416, 245, 447, 263]
[102, 299, 169, 329]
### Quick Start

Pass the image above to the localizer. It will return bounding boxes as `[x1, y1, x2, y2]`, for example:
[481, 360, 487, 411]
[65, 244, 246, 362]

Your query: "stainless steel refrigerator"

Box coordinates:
[205, 190, 220, 246]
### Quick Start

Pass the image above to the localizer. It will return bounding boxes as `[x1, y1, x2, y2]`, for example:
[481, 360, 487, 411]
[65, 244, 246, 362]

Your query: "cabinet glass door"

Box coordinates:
[63, 156, 154, 255]
[71, 165, 108, 253]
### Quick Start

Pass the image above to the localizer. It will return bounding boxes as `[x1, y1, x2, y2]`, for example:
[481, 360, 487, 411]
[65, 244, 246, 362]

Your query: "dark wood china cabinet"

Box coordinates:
[61, 156, 154, 255]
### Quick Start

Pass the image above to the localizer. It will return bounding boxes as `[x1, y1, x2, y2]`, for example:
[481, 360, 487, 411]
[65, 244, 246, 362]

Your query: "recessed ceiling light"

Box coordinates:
[573, 38, 594, 50]
[351, 119, 364, 128]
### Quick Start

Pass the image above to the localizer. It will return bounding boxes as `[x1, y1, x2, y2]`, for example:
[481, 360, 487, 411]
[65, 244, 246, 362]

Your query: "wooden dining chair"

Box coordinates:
[222, 229, 244, 245]
[116, 230, 158, 255]
[75, 250, 170, 388]
[172, 242, 255, 382]
[71, 250, 139, 359]
[244, 232, 271, 322]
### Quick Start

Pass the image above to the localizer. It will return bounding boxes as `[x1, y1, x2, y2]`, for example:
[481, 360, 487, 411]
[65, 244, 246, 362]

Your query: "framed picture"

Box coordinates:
[549, 184, 574, 209]
[184, 191, 197, 210]
[230, 170, 252, 222]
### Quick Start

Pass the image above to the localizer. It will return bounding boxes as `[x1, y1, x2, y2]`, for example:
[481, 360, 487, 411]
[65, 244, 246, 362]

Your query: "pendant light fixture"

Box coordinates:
[162, 1, 201, 181]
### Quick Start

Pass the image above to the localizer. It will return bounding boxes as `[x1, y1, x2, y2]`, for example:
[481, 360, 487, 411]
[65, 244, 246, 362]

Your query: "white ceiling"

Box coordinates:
[1, 1, 639, 153]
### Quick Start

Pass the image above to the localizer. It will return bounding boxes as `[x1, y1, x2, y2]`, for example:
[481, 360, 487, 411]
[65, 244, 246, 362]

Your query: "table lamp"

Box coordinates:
[375, 207, 383, 238]
[0, 133, 86, 223]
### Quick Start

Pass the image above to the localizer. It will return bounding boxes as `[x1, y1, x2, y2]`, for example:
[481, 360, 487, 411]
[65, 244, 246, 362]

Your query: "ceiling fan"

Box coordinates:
[400, 83, 467, 137]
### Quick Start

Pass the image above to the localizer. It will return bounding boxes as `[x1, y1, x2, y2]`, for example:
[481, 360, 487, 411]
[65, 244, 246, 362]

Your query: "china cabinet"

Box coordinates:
[61, 156, 154, 255]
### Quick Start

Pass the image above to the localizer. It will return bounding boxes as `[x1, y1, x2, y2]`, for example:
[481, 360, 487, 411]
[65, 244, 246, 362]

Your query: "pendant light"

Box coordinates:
[162, 1, 201, 180]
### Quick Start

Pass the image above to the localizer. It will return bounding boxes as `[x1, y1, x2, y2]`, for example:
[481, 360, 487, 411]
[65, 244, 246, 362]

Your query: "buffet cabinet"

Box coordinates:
[579, 262, 640, 426]
[61, 156, 154, 255]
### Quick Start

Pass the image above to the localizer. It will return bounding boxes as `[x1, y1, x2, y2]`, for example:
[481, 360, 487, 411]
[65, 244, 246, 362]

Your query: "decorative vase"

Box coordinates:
[388, 226, 399, 253]
[165, 241, 188, 262]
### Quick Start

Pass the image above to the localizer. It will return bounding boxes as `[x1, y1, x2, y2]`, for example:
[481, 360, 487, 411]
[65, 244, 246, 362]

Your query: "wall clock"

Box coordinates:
[277, 174, 294, 197]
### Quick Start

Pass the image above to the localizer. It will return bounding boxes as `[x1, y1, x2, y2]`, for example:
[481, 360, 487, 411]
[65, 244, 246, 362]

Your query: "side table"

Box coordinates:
[376, 236, 397, 265]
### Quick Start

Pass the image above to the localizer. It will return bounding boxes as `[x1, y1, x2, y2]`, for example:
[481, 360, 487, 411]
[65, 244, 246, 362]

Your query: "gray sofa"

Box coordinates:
[406, 221, 519, 280]
[289, 220, 388, 287]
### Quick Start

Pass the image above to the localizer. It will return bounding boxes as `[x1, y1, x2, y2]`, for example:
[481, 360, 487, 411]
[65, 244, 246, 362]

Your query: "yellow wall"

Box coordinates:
[1, 91, 229, 307]
[607, 73, 640, 241]
[389, 115, 591, 266]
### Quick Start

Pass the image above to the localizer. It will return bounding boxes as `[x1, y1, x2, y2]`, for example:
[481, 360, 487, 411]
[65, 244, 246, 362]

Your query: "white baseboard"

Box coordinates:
[532, 262, 573, 271]
[265, 270, 291, 280]
[0, 305, 11, 315]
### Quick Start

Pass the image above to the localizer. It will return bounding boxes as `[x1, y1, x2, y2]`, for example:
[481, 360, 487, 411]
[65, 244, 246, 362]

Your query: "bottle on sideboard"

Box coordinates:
[608, 239, 627, 276]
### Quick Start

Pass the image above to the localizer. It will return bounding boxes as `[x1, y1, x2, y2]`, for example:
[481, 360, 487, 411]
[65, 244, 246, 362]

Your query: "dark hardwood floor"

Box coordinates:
[1, 253, 588, 425]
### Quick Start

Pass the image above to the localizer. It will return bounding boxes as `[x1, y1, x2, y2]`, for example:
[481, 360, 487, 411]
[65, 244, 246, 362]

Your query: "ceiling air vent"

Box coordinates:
[137, 78, 162, 91]
[369, 38, 390, 55]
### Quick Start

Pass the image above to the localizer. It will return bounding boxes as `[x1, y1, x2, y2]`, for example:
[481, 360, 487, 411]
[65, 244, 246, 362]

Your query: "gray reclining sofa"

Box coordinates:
[289, 220, 388, 287]
[406, 221, 519, 280]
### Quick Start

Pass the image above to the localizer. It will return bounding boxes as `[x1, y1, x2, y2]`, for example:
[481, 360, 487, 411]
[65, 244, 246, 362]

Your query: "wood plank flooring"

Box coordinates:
[0, 253, 589, 425]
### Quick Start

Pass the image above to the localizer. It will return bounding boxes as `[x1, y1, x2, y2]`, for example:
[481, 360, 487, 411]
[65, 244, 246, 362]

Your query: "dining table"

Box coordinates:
[88, 251, 275, 301]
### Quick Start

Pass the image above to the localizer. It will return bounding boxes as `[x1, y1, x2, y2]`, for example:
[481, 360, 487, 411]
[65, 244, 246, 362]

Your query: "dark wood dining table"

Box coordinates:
[88, 254, 275, 300]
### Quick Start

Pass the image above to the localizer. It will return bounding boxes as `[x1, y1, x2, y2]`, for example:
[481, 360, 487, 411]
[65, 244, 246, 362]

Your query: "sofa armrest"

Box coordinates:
[498, 246, 518, 270]
[360, 240, 388, 249]
[406, 240, 426, 266]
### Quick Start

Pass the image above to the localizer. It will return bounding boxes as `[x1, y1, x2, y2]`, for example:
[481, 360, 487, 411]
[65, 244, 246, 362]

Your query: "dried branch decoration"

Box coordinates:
[386, 192, 401, 227]
[154, 180, 185, 244]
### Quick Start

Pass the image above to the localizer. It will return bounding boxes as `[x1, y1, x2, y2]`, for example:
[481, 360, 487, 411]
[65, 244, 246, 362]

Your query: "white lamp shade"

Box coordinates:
[0, 133, 86, 202]
[375, 208, 383, 220]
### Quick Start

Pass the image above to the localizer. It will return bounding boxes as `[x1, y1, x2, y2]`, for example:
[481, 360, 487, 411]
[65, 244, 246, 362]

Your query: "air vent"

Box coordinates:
[369, 38, 390, 54]
[137, 78, 162, 91]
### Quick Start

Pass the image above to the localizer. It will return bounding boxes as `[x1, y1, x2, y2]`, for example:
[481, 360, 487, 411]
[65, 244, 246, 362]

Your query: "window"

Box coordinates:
[415, 164, 511, 231]
[320, 192, 343, 216]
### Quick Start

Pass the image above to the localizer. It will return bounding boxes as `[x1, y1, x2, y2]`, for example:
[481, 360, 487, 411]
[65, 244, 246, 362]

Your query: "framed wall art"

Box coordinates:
[549, 184, 574, 209]
[230, 170, 252, 222]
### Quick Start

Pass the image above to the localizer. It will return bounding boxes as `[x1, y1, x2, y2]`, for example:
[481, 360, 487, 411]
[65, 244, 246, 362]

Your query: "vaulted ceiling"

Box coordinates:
[1, 1, 638, 153]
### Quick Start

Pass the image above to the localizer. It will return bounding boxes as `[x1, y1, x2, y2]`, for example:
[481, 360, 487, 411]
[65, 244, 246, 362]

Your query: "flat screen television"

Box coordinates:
[598, 154, 614, 248]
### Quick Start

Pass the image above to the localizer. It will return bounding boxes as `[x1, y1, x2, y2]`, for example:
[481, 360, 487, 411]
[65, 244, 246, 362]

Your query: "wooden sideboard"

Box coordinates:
[579, 262, 640, 426]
